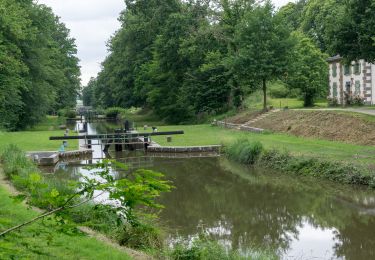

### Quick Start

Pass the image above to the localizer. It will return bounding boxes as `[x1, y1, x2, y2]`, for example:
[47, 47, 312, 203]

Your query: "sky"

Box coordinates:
[37, 0, 292, 86]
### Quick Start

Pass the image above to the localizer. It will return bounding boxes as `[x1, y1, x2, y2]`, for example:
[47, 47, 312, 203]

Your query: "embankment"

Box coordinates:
[225, 139, 375, 189]
[248, 110, 375, 146]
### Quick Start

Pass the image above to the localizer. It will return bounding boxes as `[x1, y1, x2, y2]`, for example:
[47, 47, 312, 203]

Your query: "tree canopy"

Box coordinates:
[0, 0, 80, 130]
[83, 0, 374, 122]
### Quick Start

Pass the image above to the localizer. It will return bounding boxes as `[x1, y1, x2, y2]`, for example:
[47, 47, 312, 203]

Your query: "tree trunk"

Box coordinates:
[262, 78, 267, 111]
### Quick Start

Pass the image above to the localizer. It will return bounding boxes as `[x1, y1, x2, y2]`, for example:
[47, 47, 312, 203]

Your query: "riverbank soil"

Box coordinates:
[249, 110, 375, 146]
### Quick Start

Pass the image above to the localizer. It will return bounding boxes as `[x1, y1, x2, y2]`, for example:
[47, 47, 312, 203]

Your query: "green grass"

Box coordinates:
[151, 124, 375, 165]
[0, 130, 78, 152]
[243, 91, 328, 109]
[0, 184, 131, 259]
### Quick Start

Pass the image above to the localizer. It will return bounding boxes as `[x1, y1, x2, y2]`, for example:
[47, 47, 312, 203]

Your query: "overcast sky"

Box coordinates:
[37, 0, 292, 86]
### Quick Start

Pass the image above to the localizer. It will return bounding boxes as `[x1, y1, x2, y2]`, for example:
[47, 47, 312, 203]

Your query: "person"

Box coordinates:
[59, 142, 65, 153]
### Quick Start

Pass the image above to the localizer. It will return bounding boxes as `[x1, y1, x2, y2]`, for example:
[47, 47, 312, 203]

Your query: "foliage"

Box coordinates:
[82, 77, 97, 107]
[0, 185, 132, 259]
[286, 32, 328, 107]
[259, 149, 375, 188]
[224, 139, 375, 188]
[0, 145, 174, 248]
[0, 0, 80, 130]
[105, 107, 127, 119]
[226, 139, 264, 165]
[169, 235, 244, 260]
[299, 0, 344, 53]
[268, 81, 290, 98]
[330, 0, 375, 62]
[230, 1, 293, 110]
[344, 93, 365, 106]
[327, 97, 339, 107]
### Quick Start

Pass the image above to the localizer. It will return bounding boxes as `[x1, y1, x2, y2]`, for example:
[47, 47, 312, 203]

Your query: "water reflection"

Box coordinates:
[53, 123, 375, 259]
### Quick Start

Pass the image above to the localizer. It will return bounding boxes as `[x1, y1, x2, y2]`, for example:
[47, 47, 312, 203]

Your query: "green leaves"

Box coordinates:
[0, 0, 80, 130]
[85, 160, 174, 226]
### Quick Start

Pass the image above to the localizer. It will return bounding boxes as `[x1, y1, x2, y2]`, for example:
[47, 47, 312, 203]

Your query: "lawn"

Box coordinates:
[0, 184, 131, 259]
[0, 130, 78, 152]
[243, 90, 328, 110]
[151, 124, 375, 165]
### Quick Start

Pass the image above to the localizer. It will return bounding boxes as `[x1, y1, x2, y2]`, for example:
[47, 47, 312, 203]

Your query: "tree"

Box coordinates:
[0, 0, 80, 130]
[232, 1, 293, 110]
[330, 0, 375, 62]
[287, 32, 328, 107]
[300, 0, 344, 53]
[276, 0, 306, 31]
[82, 77, 97, 107]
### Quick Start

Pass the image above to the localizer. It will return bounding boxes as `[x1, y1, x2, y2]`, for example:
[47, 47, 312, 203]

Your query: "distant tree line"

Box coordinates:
[0, 0, 80, 130]
[83, 0, 375, 123]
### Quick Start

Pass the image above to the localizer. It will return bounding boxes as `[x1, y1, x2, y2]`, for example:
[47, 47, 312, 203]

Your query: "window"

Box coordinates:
[332, 82, 338, 97]
[332, 63, 337, 77]
[354, 62, 361, 74]
[344, 64, 351, 75]
[355, 81, 361, 95]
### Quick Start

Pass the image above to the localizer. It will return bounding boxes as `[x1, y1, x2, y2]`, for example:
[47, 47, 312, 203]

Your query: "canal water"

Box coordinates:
[53, 121, 375, 259]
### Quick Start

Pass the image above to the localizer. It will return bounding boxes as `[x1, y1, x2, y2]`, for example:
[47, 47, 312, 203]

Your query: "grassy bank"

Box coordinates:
[0, 177, 131, 259]
[0, 115, 78, 152]
[151, 124, 375, 166]
[0, 130, 78, 152]
[225, 139, 375, 188]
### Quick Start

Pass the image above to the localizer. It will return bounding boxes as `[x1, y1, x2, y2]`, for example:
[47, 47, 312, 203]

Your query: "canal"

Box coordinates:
[52, 121, 375, 259]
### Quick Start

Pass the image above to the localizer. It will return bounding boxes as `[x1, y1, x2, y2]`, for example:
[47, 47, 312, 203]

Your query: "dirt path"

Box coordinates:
[295, 108, 375, 116]
[0, 167, 153, 260]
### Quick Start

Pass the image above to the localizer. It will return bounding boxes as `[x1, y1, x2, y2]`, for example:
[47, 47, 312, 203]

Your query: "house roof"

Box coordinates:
[327, 55, 342, 62]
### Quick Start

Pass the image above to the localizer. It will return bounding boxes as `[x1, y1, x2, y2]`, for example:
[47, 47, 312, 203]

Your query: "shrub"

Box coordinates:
[327, 97, 339, 107]
[170, 235, 242, 260]
[116, 222, 164, 250]
[105, 107, 126, 119]
[268, 81, 289, 98]
[226, 139, 264, 165]
[57, 108, 77, 118]
[65, 110, 77, 119]
[352, 95, 365, 106]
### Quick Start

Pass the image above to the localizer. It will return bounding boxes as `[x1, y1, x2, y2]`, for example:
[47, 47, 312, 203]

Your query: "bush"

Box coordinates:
[116, 222, 164, 250]
[170, 235, 242, 260]
[105, 107, 126, 119]
[226, 139, 264, 165]
[327, 97, 339, 107]
[268, 81, 289, 98]
[57, 108, 77, 118]
[65, 110, 77, 119]
[352, 95, 365, 106]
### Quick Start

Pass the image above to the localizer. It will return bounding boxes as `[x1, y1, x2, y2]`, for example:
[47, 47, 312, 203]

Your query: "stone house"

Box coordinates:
[328, 55, 375, 105]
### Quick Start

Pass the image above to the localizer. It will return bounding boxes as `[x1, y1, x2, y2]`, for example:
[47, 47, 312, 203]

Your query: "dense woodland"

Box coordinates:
[0, 0, 80, 130]
[83, 0, 375, 123]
